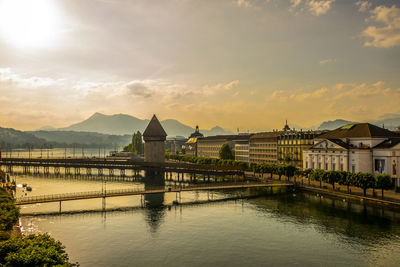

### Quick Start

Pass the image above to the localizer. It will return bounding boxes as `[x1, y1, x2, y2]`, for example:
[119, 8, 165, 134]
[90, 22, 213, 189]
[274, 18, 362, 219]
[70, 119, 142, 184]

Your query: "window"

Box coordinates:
[305, 162, 308, 169]
[311, 162, 314, 169]
[325, 163, 328, 170]
[340, 164, 343, 171]
[318, 163, 321, 169]
[332, 163, 336, 170]
[351, 165, 356, 173]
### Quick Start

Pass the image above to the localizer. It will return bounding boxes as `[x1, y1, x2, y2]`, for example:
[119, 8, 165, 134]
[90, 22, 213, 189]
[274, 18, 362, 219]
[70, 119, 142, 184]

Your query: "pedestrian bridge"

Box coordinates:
[1, 157, 244, 177]
[15, 182, 294, 205]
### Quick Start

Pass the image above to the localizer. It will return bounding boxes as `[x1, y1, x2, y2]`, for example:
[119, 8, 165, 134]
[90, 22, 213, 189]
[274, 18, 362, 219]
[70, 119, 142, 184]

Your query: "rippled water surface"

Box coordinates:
[11, 171, 400, 267]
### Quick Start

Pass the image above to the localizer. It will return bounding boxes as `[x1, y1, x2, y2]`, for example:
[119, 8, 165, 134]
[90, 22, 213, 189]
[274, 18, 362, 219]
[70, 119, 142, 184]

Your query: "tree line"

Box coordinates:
[248, 164, 394, 198]
[304, 169, 394, 198]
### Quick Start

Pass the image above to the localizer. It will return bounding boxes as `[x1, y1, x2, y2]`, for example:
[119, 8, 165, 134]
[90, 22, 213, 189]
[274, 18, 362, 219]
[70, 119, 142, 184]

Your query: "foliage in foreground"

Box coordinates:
[0, 188, 20, 233]
[0, 234, 76, 267]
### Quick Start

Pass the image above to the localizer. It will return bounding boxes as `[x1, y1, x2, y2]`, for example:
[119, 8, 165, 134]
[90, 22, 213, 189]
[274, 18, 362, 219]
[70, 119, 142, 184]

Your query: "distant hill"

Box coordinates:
[0, 127, 48, 148]
[318, 119, 357, 130]
[28, 131, 131, 147]
[54, 112, 233, 137]
[0, 127, 132, 149]
[318, 115, 400, 131]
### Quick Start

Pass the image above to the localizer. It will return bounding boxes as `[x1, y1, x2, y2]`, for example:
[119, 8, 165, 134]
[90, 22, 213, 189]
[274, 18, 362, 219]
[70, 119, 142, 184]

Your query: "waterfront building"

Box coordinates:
[166, 136, 187, 154]
[249, 132, 280, 164]
[278, 130, 323, 167]
[303, 123, 400, 184]
[185, 126, 204, 157]
[143, 115, 167, 162]
[234, 136, 250, 163]
[197, 135, 249, 159]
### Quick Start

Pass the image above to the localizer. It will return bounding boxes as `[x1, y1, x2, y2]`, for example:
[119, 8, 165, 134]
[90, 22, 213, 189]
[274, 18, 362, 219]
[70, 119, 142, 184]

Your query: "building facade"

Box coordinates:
[303, 123, 400, 185]
[166, 137, 187, 154]
[249, 132, 280, 164]
[278, 131, 322, 167]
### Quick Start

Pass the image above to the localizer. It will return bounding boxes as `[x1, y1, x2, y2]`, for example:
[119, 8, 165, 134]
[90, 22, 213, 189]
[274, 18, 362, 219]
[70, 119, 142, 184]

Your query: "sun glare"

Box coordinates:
[0, 0, 61, 49]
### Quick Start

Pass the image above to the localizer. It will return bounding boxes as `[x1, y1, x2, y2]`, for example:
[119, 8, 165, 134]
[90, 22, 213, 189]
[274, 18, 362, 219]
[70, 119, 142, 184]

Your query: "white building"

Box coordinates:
[303, 123, 400, 186]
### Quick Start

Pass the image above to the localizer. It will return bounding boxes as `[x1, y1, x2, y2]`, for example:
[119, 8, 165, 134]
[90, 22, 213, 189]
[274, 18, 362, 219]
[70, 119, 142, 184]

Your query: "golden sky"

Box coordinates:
[0, 0, 399, 131]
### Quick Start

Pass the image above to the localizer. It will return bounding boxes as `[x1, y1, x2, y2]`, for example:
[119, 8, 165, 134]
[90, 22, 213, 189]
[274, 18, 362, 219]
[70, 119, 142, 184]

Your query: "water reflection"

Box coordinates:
[248, 191, 400, 245]
[143, 170, 166, 233]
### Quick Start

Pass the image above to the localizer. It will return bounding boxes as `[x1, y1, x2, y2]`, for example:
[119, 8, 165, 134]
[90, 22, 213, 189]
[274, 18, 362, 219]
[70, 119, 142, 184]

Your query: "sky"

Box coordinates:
[0, 0, 399, 131]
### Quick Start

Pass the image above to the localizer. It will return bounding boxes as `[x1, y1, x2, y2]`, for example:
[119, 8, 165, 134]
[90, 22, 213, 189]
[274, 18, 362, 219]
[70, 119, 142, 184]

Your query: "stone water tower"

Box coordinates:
[143, 115, 167, 162]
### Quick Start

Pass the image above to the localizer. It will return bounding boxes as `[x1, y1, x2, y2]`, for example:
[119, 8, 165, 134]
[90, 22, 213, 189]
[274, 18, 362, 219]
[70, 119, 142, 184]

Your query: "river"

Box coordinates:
[8, 168, 400, 266]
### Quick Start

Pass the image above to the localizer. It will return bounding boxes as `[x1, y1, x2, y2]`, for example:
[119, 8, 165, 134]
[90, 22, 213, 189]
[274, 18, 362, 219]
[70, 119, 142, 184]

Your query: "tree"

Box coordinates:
[284, 165, 297, 181]
[0, 234, 76, 266]
[310, 169, 324, 188]
[275, 165, 285, 180]
[338, 171, 353, 193]
[376, 174, 394, 199]
[355, 172, 376, 196]
[324, 170, 340, 190]
[133, 131, 143, 155]
[219, 144, 234, 160]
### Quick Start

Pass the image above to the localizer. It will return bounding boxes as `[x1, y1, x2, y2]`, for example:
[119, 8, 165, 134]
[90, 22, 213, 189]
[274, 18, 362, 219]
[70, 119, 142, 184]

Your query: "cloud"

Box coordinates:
[236, 0, 252, 8]
[307, 0, 335, 16]
[355, 0, 371, 12]
[289, 0, 335, 16]
[293, 87, 328, 101]
[125, 82, 152, 98]
[289, 0, 303, 13]
[362, 5, 400, 48]
[333, 81, 392, 99]
[319, 58, 336, 65]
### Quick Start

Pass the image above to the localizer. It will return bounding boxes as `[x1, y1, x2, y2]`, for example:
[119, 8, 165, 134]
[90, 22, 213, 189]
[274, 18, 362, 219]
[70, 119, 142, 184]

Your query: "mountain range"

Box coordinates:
[317, 115, 400, 131]
[43, 112, 234, 137]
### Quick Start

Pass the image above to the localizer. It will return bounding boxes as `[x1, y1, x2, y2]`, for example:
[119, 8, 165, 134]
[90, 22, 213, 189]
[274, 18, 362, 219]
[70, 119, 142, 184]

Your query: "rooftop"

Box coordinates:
[143, 115, 167, 140]
[317, 123, 400, 139]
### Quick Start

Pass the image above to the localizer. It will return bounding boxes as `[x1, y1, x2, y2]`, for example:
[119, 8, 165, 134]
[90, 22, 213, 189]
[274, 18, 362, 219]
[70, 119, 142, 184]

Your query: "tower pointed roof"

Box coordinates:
[143, 114, 167, 141]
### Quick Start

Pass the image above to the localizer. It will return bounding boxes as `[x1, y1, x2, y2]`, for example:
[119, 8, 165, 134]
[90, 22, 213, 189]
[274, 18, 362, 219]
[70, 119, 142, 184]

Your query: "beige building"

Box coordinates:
[249, 132, 280, 164]
[278, 131, 322, 167]
[303, 123, 400, 186]
[197, 135, 249, 159]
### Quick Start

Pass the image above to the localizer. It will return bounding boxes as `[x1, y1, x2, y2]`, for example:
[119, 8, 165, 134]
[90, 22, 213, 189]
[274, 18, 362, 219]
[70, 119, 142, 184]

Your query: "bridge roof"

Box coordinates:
[143, 115, 167, 140]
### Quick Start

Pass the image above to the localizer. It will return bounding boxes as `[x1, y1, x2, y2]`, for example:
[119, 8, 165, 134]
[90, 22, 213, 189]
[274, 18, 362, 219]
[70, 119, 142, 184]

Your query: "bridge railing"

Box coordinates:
[2, 157, 244, 172]
[16, 181, 268, 203]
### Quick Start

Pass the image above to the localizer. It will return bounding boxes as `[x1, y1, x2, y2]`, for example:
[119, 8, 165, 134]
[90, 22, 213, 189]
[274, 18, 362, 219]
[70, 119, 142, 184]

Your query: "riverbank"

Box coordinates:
[0, 186, 76, 266]
[249, 171, 400, 210]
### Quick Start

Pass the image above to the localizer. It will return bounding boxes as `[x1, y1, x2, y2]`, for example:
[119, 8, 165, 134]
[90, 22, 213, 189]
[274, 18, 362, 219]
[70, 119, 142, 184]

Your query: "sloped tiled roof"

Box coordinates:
[327, 138, 351, 149]
[318, 123, 400, 139]
[374, 138, 400, 149]
[250, 131, 281, 140]
[143, 115, 167, 138]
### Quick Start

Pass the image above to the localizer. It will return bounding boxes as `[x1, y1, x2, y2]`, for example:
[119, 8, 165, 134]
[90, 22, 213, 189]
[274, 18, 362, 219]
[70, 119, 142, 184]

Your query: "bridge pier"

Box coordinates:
[86, 168, 92, 176]
[98, 168, 103, 176]
[54, 167, 60, 175]
[44, 166, 49, 175]
[109, 169, 114, 176]
[6, 165, 12, 173]
[120, 169, 125, 177]
[75, 168, 80, 175]
[65, 167, 70, 175]
[34, 166, 39, 174]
